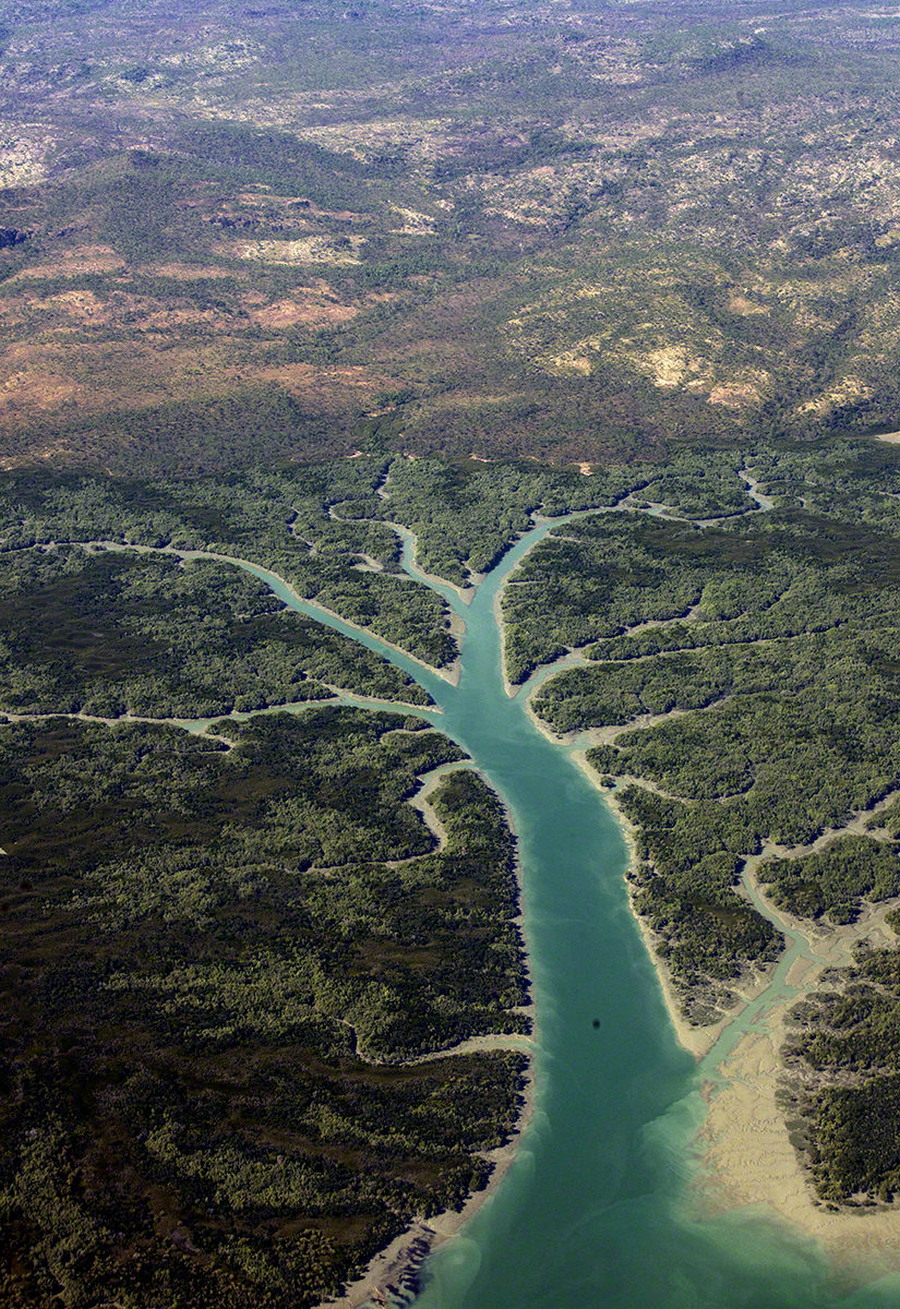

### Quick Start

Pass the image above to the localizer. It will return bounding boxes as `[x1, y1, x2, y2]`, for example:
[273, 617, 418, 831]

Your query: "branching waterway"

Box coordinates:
[68, 515, 900, 1308]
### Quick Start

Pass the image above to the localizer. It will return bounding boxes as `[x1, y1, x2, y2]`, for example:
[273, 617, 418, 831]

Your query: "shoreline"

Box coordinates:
[0, 688, 440, 735]
[696, 991, 900, 1282]
[380, 519, 476, 607]
[510, 657, 900, 1272]
[587, 773, 727, 1060]
[695, 883, 900, 1273]
[273, 518, 533, 1309]
[320, 1057, 536, 1309]
[570, 734, 900, 1268]
[319, 768, 538, 1309]
[183, 547, 464, 690]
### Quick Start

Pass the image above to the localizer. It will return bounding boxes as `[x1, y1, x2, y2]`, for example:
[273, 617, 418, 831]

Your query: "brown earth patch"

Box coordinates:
[797, 375, 873, 416]
[222, 236, 365, 266]
[8, 245, 126, 279]
[728, 294, 769, 316]
[0, 335, 394, 438]
[0, 288, 113, 328]
[708, 383, 762, 408]
[0, 300, 27, 327]
[0, 363, 79, 413]
[137, 306, 230, 330]
[140, 263, 244, 280]
[44, 289, 110, 323]
[251, 295, 359, 328]
[0, 288, 236, 336]
[0, 340, 249, 432]
[251, 361, 394, 405]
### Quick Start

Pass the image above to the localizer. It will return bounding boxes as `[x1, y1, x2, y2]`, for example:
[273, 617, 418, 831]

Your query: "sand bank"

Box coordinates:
[695, 877, 900, 1273]
[697, 991, 900, 1279]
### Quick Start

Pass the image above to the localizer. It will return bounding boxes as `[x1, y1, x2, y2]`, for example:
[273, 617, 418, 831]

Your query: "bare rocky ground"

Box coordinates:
[2, 0, 900, 470]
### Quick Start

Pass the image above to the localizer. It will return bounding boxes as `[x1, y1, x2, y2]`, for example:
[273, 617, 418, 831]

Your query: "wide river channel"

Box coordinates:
[234, 515, 900, 1309]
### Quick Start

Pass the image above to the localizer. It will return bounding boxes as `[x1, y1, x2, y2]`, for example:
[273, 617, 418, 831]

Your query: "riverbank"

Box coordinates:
[388, 520, 476, 608]
[593, 754, 900, 1269]
[576, 747, 900, 1276]
[510, 669, 721, 1060]
[697, 990, 900, 1283]
[320, 1057, 536, 1309]
[591, 775, 729, 1059]
[696, 882, 900, 1274]
[182, 547, 465, 691]
[511, 665, 900, 1271]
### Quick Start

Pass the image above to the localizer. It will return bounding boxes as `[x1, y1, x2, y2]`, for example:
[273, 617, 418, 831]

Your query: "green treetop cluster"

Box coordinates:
[0, 709, 528, 1307]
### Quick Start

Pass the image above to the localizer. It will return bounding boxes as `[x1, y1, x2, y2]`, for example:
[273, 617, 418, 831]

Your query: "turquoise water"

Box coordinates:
[224, 525, 900, 1308]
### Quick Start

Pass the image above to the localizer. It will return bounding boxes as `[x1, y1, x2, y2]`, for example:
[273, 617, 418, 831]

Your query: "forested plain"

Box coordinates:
[0, 545, 431, 717]
[0, 448, 637, 1305]
[0, 706, 529, 1306]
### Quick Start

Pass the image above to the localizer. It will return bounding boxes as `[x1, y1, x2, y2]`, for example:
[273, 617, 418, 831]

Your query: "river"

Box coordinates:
[101, 516, 900, 1308]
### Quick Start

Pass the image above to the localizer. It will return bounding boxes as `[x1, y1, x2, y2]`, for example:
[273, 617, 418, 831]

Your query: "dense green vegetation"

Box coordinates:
[511, 443, 900, 1014]
[758, 838, 900, 926]
[785, 947, 900, 1203]
[371, 451, 760, 587]
[502, 438, 900, 1198]
[0, 458, 462, 669]
[0, 449, 746, 661]
[0, 545, 429, 716]
[503, 453, 757, 681]
[7, 442, 900, 1201]
[0, 710, 528, 1307]
[366, 456, 630, 586]
[8, 431, 900, 1242]
[8, 432, 900, 1235]
[614, 786, 781, 1021]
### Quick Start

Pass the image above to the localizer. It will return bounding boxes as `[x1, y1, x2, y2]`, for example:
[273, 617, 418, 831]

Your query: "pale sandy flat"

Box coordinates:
[699, 1023, 900, 1283]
